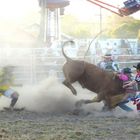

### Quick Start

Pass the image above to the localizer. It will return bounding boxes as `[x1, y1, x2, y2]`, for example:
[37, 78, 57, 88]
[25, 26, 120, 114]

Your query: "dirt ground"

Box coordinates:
[0, 78, 140, 140]
[0, 109, 140, 140]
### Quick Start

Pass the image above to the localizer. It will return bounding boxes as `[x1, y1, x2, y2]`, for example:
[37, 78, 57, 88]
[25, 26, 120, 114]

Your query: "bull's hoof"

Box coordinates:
[67, 109, 82, 116]
[101, 106, 114, 113]
[72, 89, 77, 96]
[72, 108, 90, 116]
[3, 107, 25, 111]
[75, 99, 86, 108]
[101, 106, 109, 112]
[3, 107, 13, 111]
[72, 109, 81, 115]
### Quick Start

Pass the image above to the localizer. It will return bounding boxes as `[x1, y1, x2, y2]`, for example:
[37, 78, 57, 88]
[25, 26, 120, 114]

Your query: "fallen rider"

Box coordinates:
[117, 67, 137, 112]
[123, 63, 140, 113]
[0, 66, 19, 110]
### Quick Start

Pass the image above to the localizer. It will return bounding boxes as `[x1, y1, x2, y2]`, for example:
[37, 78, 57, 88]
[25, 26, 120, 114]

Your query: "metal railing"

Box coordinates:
[0, 47, 139, 85]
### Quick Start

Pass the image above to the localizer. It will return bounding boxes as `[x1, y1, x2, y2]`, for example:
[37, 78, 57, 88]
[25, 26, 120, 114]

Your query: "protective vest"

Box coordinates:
[0, 68, 11, 92]
[105, 61, 114, 71]
[123, 74, 137, 97]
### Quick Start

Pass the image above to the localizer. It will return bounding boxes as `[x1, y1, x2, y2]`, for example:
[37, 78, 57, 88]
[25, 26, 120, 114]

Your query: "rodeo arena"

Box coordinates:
[1, 0, 140, 140]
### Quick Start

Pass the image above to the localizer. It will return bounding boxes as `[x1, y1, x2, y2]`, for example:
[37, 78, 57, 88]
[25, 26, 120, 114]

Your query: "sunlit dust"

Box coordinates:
[0, 0, 39, 21]
[66, 0, 140, 20]
[66, 0, 100, 21]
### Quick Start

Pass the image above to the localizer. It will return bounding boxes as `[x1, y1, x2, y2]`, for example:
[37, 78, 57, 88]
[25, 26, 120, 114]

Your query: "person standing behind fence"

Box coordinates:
[0, 66, 19, 110]
[95, 41, 102, 56]
[97, 54, 119, 72]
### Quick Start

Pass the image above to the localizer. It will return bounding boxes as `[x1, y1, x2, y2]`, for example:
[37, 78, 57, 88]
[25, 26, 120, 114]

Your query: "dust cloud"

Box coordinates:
[16, 76, 76, 113]
[0, 74, 139, 118]
[14, 74, 98, 113]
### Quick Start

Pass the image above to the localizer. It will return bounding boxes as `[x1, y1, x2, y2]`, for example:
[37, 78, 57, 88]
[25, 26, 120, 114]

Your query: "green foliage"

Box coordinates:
[110, 20, 140, 38]
[137, 30, 140, 39]
[61, 14, 98, 38]
[61, 14, 140, 39]
[103, 15, 140, 38]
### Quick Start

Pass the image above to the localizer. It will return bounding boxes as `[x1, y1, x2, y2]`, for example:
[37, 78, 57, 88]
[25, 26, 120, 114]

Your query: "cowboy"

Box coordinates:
[123, 63, 140, 112]
[117, 67, 137, 111]
[123, 63, 140, 89]
[98, 54, 119, 72]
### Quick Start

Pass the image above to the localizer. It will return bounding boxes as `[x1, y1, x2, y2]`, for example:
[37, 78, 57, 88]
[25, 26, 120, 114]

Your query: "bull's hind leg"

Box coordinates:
[102, 95, 118, 112]
[73, 96, 102, 115]
[75, 96, 102, 108]
[63, 80, 77, 95]
[101, 101, 111, 112]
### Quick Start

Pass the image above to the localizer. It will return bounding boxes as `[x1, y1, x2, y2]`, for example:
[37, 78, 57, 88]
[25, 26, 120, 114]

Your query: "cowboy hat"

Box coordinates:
[133, 63, 140, 70]
[123, 67, 132, 74]
[102, 53, 112, 59]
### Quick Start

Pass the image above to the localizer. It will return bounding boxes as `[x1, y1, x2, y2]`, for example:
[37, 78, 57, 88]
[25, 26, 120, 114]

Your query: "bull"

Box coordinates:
[62, 40, 126, 111]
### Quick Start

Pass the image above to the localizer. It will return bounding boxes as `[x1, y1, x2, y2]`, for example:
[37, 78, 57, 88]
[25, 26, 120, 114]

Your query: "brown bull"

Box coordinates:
[62, 40, 126, 110]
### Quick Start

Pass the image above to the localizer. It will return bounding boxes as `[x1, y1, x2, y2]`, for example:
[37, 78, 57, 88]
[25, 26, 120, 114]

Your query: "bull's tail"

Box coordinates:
[62, 40, 75, 61]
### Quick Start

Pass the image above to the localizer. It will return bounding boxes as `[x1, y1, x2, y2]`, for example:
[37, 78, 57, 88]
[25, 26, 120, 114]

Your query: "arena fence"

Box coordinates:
[0, 47, 139, 85]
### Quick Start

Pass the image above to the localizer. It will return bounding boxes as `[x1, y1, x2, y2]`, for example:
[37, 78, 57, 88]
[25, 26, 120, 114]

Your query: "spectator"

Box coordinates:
[133, 93, 140, 112]
[95, 41, 102, 56]
[97, 54, 119, 72]
[137, 38, 140, 54]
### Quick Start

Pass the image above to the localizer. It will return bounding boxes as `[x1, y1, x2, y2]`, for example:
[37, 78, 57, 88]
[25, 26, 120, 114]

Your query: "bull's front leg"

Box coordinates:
[63, 80, 77, 95]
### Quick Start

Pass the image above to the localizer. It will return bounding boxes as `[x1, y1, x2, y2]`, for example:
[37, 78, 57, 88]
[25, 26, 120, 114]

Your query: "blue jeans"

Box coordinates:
[118, 100, 133, 112]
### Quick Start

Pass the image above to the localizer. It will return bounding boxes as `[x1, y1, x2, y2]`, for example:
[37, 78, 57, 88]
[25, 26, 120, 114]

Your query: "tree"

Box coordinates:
[61, 14, 99, 38]
[104, 15, 140, 38]
[61, 13, 140, 39]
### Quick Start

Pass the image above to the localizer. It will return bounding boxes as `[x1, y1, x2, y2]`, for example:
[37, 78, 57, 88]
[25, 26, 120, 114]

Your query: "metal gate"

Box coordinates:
[0, 47, 139, 85]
